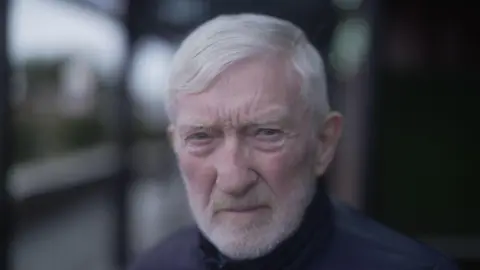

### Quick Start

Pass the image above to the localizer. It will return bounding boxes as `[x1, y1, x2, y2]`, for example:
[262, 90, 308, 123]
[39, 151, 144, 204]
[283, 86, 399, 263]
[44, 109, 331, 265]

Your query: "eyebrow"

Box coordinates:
[177, 124, 215, 134]
[176, 106, 291, 131]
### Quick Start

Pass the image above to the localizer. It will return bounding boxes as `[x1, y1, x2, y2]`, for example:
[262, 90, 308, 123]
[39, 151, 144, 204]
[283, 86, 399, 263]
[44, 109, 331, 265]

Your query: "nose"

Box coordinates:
[214, 136, 257, 197]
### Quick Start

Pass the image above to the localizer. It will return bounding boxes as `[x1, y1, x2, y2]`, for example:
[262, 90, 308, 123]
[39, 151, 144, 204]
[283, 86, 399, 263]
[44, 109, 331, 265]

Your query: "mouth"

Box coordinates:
[220, 205, 268, 213]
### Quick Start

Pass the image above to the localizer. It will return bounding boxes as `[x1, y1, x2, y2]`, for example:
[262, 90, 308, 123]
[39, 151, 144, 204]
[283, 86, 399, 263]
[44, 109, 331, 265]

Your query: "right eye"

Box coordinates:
[183, 131, 216, 156]
[186, 132, 211, 141]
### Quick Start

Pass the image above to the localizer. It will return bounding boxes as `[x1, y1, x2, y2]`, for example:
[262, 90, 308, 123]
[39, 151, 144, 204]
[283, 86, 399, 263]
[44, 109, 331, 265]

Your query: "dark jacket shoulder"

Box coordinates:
[129, 199, 459, 270]
[128, 226, 200, 270]
[317, 198, 459, 270]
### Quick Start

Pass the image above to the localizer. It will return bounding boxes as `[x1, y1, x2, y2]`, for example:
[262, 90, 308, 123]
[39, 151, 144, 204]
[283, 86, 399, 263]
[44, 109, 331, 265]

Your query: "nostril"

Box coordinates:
[249, 169, 261, 182]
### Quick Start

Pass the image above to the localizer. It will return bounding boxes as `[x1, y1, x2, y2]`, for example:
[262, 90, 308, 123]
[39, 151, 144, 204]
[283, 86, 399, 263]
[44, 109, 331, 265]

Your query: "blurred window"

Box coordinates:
[8, 1, 126, 270]
[8, 0, 126, 198]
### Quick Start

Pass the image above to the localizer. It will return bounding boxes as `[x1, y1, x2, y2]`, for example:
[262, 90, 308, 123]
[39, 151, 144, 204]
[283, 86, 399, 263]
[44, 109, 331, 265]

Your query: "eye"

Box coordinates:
[255, 128, 284, 140]
[186, 132, 212, 141]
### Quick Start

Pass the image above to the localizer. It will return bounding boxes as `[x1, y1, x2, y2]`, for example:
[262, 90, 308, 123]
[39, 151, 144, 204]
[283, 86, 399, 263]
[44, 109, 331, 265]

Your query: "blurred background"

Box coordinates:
[0, 0, 478, 269]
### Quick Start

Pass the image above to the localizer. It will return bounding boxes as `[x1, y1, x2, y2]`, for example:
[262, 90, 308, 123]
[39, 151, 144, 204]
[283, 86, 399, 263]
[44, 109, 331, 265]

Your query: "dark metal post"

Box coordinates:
[0, 0, 13, 269]
[363, 0, 382, 216]
[114, 0, 145, 268]
[114, 31, 133, 270]
[114, 57, 134, 269]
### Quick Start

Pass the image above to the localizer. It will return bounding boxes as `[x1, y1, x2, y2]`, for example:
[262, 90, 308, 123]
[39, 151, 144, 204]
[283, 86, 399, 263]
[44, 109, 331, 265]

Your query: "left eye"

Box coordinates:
[255, 128, 283, 137]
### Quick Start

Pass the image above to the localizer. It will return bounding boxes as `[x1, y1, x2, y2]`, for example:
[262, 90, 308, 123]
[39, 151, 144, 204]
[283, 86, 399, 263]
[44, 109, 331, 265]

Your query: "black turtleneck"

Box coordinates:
[199, 181, 333, 270]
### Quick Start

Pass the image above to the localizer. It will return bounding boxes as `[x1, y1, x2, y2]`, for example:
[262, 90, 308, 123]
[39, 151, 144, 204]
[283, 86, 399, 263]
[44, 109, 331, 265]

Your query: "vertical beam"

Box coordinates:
[0, 0, 13, 269]
[114, 0, 148, 268]
[363, 0, 382, 216]
[114, 3, 135, 270]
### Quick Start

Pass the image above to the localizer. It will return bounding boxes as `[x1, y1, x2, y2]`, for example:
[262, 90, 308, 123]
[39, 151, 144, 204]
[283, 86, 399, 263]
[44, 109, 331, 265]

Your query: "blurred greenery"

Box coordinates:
[12, 58, 166, 163]
[58, 116, 106, 149]
[24, 60, 62, 87]
[14, 116, 162, 163]
[14, 117, 105, 163]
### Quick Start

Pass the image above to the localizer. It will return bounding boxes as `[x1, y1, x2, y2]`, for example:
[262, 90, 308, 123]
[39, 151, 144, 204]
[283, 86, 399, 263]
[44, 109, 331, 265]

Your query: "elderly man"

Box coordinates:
[130, 14, 458, 270]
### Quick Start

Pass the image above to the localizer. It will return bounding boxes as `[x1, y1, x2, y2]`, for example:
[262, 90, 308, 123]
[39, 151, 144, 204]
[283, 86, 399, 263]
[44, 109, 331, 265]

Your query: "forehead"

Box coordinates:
[174, 57, 305, 126]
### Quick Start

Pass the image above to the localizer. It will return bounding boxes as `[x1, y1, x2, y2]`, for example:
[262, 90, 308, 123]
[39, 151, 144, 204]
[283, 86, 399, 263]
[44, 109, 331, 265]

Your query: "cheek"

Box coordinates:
[177, 153, 216, 207]
[254, 143, 312, 195]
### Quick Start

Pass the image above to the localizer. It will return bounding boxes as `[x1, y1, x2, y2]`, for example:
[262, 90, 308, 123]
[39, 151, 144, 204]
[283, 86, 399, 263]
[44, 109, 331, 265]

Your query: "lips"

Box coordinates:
[221, 205, 267, 213]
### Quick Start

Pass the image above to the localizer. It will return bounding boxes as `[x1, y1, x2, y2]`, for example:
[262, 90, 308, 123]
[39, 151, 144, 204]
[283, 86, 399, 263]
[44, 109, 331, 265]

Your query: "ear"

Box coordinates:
[314, 112, 343, 176]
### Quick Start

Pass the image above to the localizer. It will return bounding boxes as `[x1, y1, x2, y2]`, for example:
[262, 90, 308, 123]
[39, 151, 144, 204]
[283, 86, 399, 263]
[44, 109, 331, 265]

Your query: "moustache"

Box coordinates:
[211, 195, 268, 213]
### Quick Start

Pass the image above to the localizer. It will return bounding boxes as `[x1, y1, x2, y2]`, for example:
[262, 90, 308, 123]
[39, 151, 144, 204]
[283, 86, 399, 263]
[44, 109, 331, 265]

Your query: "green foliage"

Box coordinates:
[14, 116, 106, 163]
[57, 117, 106, 149]
[14, 115, 165, 163]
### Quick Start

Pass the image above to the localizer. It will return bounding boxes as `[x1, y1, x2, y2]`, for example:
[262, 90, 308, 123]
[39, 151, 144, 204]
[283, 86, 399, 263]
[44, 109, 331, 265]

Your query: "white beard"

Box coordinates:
[184, 174, 317, 260]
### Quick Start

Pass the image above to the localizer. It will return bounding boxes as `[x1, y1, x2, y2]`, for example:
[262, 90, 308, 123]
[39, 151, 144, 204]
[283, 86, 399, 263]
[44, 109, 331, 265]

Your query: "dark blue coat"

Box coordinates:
[129, 188, 459, 270]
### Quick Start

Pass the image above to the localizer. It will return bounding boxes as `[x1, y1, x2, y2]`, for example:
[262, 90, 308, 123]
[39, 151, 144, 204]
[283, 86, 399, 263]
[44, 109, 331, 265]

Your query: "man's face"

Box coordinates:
[169, 57, 341, 259]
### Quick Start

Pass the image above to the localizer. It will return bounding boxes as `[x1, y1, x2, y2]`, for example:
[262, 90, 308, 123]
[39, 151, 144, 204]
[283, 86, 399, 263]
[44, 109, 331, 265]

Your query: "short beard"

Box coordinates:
[186, 175, 317, 260]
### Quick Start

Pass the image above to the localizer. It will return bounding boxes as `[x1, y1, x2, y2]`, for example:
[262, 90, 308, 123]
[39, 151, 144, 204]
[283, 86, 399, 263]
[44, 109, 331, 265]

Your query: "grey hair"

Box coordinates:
[166, 13, 330, 122]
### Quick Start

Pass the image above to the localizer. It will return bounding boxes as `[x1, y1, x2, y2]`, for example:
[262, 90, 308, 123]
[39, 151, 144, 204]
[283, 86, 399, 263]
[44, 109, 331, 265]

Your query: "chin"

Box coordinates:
[208, 220, 285, 259]
[202, 205, 306, 260]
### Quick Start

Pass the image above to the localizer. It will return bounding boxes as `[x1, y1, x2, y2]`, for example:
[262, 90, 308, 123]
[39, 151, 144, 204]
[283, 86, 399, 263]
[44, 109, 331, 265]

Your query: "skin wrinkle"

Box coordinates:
[176, 57, 307, 131]
[177, 106, 293, 133]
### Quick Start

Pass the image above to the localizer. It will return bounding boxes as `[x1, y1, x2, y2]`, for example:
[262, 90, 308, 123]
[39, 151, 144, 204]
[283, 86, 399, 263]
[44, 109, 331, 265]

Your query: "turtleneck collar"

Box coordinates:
[199, 180, 334, 270]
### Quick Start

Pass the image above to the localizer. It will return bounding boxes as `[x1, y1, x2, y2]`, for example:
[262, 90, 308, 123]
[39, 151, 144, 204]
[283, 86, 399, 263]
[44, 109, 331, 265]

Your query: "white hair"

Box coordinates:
[166, 13, 330, 122]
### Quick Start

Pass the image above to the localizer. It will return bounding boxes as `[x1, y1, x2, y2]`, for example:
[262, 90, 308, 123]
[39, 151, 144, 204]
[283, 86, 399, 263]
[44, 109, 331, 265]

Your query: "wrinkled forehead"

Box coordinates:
[172, 57, 308, 126]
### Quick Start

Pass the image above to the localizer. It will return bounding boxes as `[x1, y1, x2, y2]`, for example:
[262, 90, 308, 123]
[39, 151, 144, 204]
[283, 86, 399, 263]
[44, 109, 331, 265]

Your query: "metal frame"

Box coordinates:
[114, 0, 144, 268]
[1, 1, 12, 269]
[113, 2, 134, 268]
[363, 0, 382, 216]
